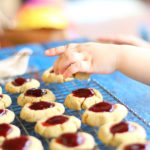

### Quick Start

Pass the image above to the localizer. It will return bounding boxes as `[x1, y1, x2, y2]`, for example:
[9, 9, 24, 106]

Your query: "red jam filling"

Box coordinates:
[25, 88, 47, 97]
[1, 136, 31, 150]
[89, 102, 114, 112]
[110, 122, 135, 135]
[49, 69, 54, 73]
[72, 88, 94, 98]
[124, 144, 147, 150]
[0, 95, 3, 100]
[29, 101, 55, 110]
[0, 124, 12, 137]
[42, 115, 69, 126]
[12, 77, 29, 86]
[0, 109, 6, 117]
[56, 133, 84, 147]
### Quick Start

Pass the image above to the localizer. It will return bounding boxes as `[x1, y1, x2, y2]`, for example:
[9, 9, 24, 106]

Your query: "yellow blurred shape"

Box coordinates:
[15, 6, 68, 30]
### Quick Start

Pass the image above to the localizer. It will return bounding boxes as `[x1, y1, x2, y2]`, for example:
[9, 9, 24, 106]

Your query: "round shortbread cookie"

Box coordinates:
[42, 67, 73, 83]
[5, 77, 40, 94]
[73, 72, 90, 80]
[0, 136, 44, 150]
[82, 101, 128, 126]
[35, 115, 81, 138]
[20, 101, 65, 122]
[117, 141, 150, 150]
[50, 132, 96, 150]
[0, 94, 12, 109]
[17, 88, 55, 106]
[0, 109, 15, 124]
[0, 123, 20, 143]
[98, 121, 146, 146]
[65, 88, 103, 111]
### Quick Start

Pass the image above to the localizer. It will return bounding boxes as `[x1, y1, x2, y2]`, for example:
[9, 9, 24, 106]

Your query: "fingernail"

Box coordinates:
[45, 50, 49, 55]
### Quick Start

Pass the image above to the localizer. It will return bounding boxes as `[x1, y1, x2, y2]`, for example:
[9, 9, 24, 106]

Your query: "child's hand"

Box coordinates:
[45, 42, 120, 78]
[98, 35, 150, 48]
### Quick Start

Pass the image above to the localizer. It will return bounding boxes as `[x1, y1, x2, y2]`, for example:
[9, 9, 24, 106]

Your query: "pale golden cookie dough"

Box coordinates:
[0, 136, 44, 150]
[0, 94, 12, 109]
[0, 124, 21, 143]
[64, 88, 103, 111]
[82, 102, 128, 126]
[117, 141, 150, 150]
[73, 72, 90, 80]
[98, 121, 146, 146]
[17, 89, 55, 106]
[0, 87, 2, 94]
[50, 132, 96, 150]
[5, 78, 40, 94]
[42, 67, 73, 83]
[35, 115, 81, 138]
[26, 136, 44, 150]
[0, 109, 15, 124]
[20, 102, 65, 122]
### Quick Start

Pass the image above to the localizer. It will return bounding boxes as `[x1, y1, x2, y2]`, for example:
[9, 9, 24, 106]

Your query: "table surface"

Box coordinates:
[1, 39, 150, 139]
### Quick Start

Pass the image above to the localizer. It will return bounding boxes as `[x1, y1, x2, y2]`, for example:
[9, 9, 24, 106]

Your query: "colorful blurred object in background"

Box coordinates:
[0, 0, 74, 47]
[1, 0, 150, 48]
[16, 0, 68, 30]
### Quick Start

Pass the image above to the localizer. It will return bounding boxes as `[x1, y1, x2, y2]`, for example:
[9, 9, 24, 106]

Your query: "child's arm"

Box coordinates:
[45, 42, 150, 85]
[98, 35, 150, 48]
[118, 45, 150, 85]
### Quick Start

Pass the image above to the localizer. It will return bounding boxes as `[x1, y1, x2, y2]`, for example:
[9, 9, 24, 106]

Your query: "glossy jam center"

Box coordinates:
[25, 88, 47, 97]
[56, 133, 84, 147]
[72, 88, 94, 98]
[0, 124, 12, 137]
[42, 115, 69, 126]
[124, 144, 147, 150]
[29, 101, 55, 110]
[0, 109, 6, 117]
[0, 95, 3, 100]
[89, 102, 114, 112]
[12, 77, 29, 86]
[49, 69, 54, 73]
[2, 136, 31, 150]
[111, 122, 135, 135]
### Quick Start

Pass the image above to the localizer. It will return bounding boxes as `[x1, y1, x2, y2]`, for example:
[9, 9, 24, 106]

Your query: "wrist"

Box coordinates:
[114, 45, 123, 71]
[116, 45, 133, 72]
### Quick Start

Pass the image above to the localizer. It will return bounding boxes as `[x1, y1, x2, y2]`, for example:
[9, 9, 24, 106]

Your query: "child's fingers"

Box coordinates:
[45, 46, 66, 56]
[58, 52, 84, 74]
[53, 56, 62, 74]
[57, 56, 71, 75]
[55, 55, 67, 75]
[98, 36, 114, 43]
[98, 35, 125, 45]
[53, 52, 77, 74]
[45, 43, 78, 56]
[98, 35, 149, 47]
[63, 61, 89, 78]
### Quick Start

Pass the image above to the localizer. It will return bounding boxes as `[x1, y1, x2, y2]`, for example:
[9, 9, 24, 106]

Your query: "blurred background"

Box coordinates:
[0, 0, 150, 48]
